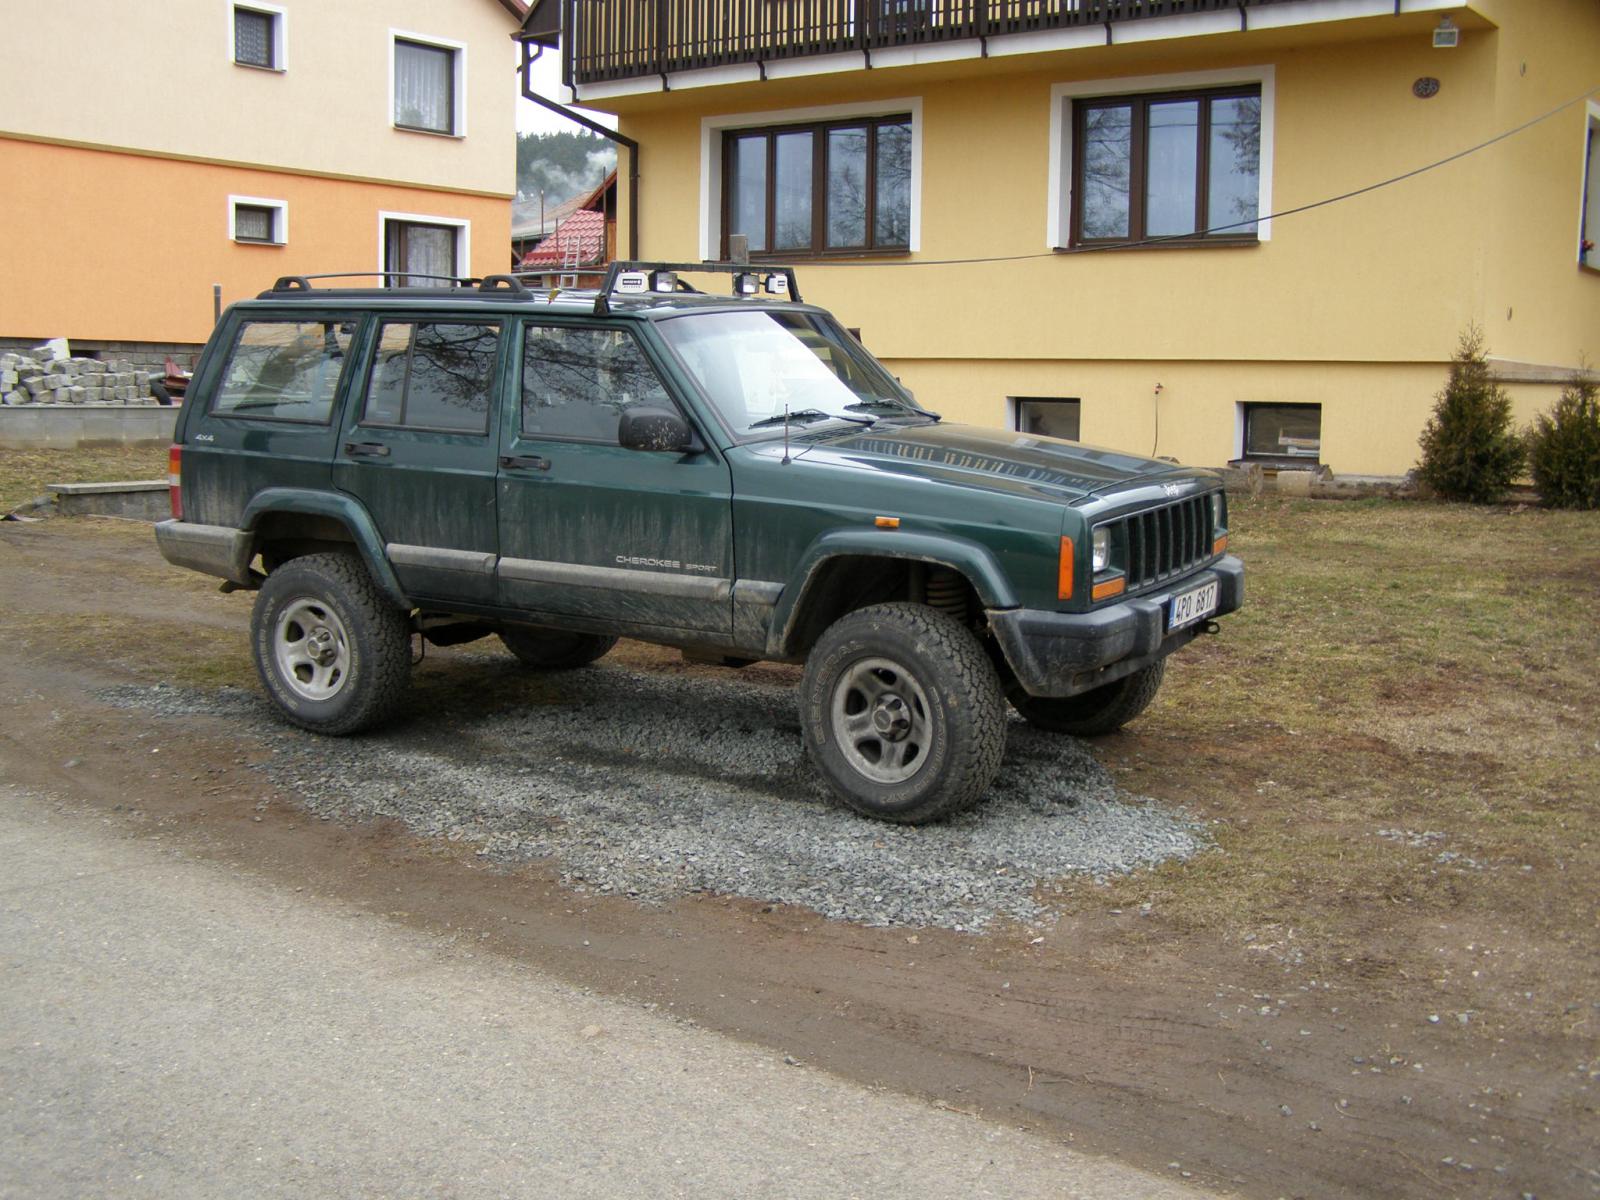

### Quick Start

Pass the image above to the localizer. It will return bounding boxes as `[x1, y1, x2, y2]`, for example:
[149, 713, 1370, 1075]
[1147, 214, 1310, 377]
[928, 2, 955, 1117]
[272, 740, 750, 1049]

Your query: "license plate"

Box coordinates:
[1168, 580, 1219, 630]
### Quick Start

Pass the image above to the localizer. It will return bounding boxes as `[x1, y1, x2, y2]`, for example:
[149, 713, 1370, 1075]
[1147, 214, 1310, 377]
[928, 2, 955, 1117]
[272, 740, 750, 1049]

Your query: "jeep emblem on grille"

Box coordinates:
[1162, 483, 1184, 498]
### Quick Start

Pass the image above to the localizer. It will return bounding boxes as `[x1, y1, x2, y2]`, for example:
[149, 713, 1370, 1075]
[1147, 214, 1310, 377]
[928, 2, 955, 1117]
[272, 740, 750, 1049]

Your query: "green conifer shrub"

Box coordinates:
[1526, 370, 1600, 510]
[1416, 327, 1523, 503]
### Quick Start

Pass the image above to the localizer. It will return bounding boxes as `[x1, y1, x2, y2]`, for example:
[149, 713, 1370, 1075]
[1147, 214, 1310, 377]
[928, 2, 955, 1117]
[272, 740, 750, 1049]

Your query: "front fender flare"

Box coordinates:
[241, 488, 410, 610]
[770, 529, 1018, 656]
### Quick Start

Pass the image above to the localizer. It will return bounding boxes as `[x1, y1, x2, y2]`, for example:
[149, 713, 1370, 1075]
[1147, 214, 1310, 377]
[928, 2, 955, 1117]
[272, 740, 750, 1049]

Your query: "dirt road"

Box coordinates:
[1, 517, 1593, 1199]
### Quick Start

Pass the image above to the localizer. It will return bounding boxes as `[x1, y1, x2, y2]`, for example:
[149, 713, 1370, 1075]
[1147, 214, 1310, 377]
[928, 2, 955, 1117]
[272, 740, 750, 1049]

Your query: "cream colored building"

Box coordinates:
[524, 0, 1600, 477]
[1, 0, 525, 354]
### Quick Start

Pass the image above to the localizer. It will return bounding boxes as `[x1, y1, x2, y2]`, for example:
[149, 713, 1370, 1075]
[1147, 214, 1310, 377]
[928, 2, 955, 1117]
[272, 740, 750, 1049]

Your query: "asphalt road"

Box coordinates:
[0, 783, 1211, 1200]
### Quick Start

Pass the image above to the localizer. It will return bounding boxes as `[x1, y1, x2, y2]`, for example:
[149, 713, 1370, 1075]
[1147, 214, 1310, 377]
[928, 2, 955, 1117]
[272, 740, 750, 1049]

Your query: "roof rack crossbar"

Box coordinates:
[263, 271, 479, 294]
[593, 261, 802, 315]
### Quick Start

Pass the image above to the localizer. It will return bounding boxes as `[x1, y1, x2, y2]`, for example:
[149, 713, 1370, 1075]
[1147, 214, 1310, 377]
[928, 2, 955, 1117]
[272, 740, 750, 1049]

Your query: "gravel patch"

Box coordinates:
[103, 654, 1207, 931]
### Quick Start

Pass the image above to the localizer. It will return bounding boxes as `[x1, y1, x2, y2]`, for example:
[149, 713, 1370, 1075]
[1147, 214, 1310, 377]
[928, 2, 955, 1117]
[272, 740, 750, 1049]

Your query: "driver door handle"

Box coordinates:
[344, 441, 389, 458]
[499, 454, 550, 471]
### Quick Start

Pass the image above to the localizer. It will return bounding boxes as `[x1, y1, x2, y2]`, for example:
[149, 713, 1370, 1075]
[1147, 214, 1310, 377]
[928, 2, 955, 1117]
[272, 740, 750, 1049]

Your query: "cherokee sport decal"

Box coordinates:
[615, 555, 719, 574]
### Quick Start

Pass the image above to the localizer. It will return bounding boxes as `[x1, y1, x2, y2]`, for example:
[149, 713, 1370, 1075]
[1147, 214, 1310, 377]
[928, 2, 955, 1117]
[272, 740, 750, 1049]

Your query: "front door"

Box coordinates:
[496, 320, 733, 637]
[334, 316, 505, 605]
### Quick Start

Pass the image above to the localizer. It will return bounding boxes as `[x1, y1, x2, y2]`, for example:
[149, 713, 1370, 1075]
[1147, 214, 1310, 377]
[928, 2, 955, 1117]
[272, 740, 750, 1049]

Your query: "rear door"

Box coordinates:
[495, 319, 734, 636]
[333, 315, 505, 605]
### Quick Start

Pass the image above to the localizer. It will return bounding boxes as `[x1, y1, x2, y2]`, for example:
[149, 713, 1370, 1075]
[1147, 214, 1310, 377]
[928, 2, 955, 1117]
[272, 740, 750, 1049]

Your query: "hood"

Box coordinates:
[784, 421, 1206, 503]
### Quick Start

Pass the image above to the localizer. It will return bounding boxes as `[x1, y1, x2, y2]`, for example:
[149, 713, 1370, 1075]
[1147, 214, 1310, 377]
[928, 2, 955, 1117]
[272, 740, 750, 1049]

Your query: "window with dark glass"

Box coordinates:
[724, 116, 912, 257]
[522, 326, 673, 443]
[213, 320, 352, 423]
[233, 203, 276, 243]
[1073, 87, 1260, 246]
[233, 6, 275, 68]
[384, 220, 459, 287]
[1242, 403, 1320, 463]
[363, 322, 498, 434]
[1015, 398, 1081, 442]
[394, 39, 456, 134]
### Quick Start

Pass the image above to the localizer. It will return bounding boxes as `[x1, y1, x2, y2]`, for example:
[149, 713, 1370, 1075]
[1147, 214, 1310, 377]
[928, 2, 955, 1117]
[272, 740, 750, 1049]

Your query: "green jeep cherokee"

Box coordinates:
[156, 263, 1243, 824]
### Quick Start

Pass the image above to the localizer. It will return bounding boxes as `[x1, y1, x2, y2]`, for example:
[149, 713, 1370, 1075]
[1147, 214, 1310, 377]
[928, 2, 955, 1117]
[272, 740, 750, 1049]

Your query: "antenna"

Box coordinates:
[781, 404, 791, 465]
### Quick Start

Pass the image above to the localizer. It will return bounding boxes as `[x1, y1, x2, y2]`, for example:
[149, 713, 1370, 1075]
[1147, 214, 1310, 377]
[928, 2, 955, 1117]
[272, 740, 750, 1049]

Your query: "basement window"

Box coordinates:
[1240, 402, 1320, 464]
[1014, 397, 1081, 442]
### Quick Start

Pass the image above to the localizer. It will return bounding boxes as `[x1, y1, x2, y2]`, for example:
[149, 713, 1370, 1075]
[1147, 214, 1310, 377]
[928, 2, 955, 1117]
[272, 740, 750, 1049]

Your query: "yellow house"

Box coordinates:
[0, 0, 526, 364]
[521, 0, 1600, 477]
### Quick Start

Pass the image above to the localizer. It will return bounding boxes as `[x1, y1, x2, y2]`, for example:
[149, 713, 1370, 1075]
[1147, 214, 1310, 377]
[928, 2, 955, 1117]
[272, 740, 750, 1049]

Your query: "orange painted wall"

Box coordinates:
[0, 139, 513, 345]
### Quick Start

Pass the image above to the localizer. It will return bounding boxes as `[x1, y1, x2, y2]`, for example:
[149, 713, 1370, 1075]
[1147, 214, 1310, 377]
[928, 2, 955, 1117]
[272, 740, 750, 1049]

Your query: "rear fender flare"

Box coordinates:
[241, 488, 410, 610]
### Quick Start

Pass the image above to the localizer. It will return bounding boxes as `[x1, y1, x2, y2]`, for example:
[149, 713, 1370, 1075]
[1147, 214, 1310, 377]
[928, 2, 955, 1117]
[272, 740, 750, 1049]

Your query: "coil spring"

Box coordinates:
[925, 568, 969, 624]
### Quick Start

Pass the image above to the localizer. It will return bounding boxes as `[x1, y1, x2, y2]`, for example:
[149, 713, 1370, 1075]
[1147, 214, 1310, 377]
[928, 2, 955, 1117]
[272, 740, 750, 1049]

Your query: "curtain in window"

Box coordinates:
[394, 40, 452, 133]
[386, 221, 458, 287]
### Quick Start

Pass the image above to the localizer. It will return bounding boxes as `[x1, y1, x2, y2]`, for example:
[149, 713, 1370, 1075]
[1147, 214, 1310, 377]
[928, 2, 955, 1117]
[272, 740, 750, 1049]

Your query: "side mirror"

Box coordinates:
[618, 405, 695, 453]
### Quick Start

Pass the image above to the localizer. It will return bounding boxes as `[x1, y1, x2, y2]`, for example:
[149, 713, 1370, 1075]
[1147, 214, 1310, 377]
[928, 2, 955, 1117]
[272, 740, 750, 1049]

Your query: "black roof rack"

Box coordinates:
[259, 273, 532, 299]
[593, 261, 801, 315]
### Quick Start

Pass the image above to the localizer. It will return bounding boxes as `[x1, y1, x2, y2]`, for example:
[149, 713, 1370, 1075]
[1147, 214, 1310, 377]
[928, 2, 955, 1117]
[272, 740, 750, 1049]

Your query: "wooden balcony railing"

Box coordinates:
[563, 0, 1309, 88]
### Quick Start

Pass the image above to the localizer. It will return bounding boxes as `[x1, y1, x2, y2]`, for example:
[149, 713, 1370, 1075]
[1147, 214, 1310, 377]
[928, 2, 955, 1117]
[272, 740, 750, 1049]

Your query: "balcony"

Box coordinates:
[561, 0, 1321, 90]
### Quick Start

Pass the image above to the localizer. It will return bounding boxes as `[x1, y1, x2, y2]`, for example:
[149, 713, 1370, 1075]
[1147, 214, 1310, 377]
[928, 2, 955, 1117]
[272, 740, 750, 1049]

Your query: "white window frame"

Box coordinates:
[228, 195, 288, 245]
[1048, 66, 1275, 249]
[230, 1, 287, 72]
[377, 211, 471, 283]
[389, 29, 468, 138]
[1580, 100, 1600, 271]
[699, 97, 923, 261]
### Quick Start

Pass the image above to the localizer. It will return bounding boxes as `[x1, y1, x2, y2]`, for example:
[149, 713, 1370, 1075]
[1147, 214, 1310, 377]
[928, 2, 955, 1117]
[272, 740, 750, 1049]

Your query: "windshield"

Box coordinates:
[657, 310, 925, 437]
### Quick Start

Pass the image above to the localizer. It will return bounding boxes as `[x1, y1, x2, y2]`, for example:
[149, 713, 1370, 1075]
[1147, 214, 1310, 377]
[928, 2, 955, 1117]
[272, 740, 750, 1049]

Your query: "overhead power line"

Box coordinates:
[799, 82, 1600, 268]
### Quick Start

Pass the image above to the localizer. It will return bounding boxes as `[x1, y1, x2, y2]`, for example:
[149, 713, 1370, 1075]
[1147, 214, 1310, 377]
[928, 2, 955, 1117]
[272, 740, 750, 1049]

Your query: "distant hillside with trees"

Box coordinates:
[516, 131, 616, 205]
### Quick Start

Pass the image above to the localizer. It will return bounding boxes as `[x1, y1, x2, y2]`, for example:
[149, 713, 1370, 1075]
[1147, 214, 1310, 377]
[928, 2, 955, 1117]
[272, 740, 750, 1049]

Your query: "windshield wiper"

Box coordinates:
[746, 408, 873, 430]
[843, 399, 940, 422]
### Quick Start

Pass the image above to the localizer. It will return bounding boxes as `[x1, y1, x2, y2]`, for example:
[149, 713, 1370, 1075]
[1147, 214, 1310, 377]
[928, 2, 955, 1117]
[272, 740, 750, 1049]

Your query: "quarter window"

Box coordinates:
[394, 38, 458, 135]
[363, 322, 498, 434]
[521, 326, 673, 443]
[213, 320, 352, 423]
[1241, 403, 1320, 463]
[724, 117, 912, 257]
[1073, 87, 1260, 245]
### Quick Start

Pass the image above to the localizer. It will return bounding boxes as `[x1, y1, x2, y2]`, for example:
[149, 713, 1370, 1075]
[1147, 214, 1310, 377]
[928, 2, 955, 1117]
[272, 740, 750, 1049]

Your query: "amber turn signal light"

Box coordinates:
[1091, 577, 1126, 602]
[1213, 535, 1228, 555]
[875, 515, 900, 529]
[1057, 537, 1074, 601]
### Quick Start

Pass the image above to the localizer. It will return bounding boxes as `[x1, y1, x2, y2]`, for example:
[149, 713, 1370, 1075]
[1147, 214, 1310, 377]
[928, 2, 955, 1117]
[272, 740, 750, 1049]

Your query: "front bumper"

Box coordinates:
[988, 555, 1244, 698]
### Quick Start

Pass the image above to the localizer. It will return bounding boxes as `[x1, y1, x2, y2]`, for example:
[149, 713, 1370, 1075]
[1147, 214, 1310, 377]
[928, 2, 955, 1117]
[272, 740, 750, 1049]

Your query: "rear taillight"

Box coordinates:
[168, 445, 182, 520]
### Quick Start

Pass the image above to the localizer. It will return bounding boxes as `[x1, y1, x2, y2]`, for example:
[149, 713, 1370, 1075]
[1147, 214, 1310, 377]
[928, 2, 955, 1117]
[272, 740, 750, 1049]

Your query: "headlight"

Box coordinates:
[1210, 491, 1225, 533]
[1091, 526, 1110, 572]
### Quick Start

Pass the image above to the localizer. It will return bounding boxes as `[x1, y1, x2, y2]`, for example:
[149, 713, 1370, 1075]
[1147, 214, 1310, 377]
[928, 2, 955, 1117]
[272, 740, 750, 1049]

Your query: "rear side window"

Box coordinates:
[521, 325, 673, 443]
[213, 320, 354, 422]
[363, 321, 499, 434]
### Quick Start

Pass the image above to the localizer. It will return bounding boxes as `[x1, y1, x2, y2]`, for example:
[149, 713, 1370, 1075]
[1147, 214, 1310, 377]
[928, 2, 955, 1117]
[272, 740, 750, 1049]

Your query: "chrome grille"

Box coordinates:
[1107, 494, 1215, 592]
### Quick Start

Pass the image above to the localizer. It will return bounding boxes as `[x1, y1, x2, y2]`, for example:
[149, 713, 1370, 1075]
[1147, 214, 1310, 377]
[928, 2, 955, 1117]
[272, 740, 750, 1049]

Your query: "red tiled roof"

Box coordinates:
[519, 209, 608, 267]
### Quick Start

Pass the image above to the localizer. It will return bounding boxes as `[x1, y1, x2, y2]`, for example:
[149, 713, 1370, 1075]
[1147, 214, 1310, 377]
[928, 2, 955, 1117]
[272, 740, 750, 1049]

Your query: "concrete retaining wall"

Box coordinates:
[0, 404, 178, 449]
[46, 481, 170, 520]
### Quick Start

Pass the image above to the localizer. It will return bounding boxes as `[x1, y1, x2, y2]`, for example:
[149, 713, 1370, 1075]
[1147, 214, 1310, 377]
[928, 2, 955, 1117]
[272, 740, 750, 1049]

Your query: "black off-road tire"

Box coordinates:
[1007, 659, 1165, 736]
[800, 602, 1006, 824]
[499, 627, 618, 670]
[250, 553, 411, 735]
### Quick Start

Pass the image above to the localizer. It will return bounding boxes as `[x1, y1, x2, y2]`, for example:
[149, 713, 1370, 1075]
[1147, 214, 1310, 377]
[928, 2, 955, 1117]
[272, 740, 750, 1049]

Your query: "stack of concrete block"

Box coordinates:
[1, 349, 162, 406]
